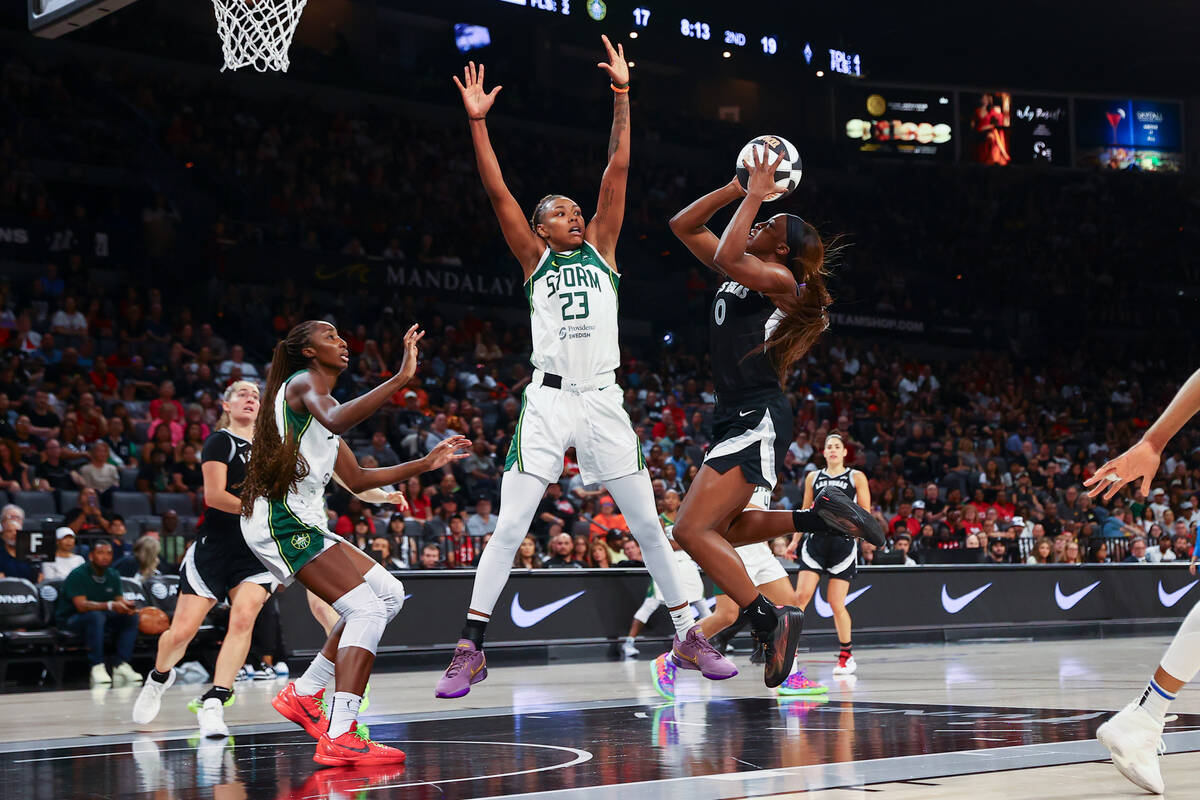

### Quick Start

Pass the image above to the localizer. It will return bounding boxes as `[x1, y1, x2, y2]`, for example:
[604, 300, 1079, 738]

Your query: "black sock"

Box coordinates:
[461, 618, 488, 649]
[792, 508, 831, 534]
[201, 685, 234, 704]
[150, 669, 171, 684]
[839, 641, 853, 659]
[744, 594, 777, 635]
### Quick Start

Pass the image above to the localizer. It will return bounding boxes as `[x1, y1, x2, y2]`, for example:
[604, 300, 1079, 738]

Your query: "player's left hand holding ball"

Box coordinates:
[596, 34, 628, 86]
[742, 145, 788, 202]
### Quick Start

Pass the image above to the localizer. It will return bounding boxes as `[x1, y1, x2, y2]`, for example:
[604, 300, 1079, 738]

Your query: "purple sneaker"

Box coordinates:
[434, 639, 488, 699]
[671, 627, 738, 680]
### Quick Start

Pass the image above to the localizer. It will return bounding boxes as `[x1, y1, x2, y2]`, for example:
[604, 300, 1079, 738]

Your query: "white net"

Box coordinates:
[211, 0, 309, 73]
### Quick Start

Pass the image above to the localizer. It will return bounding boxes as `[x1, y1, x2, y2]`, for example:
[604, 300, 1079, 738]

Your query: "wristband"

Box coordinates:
[611, 82, 630, 93]
[469, 116, 486, 121]
[107, 601, 112, 611]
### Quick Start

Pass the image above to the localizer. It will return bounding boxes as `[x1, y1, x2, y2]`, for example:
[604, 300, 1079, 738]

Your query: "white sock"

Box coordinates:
[327, 691, 363, 738]
[1160, 598, 1200, 684]
[466, 471, 549, 616]
[1139, 678, 1174, 724]
[294, 653, 335, 697]
[606, 471, 694, 640]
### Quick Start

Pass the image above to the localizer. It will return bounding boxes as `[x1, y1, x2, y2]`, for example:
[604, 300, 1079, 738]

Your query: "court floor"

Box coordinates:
[2, 635, 1196, 798]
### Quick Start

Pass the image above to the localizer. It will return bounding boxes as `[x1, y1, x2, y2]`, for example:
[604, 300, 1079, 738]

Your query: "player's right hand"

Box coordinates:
[1083, 438, 1161, 502]
[453, 62, 501, 119]
[396, 324, 424, 384]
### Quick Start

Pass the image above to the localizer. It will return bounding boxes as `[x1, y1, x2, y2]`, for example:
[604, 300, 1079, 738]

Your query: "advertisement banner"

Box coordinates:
[840, 87, 955, 160]
[279, 564, 1200, 655]
[960, 92, 1069, 166]
[1075, 97, 1183, 171]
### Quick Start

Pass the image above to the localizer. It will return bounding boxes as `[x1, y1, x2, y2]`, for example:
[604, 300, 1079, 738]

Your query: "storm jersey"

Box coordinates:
[812, 468, 859, 503]
[274, 370, 340, 522]
[710, 279, 784, 400]
[524, 242, 620, 378]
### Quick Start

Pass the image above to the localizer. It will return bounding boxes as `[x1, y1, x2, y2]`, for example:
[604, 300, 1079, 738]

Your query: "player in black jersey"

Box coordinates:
[667, 149, 883, 688]
[133, 381, 277, 737]
[791, 432, 871, 676]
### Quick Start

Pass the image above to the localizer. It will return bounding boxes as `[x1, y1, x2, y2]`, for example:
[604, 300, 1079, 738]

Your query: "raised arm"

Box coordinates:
[453, 62, 544, 276]
[292, 325, 423, 436]
[1086, 366, 1200, 500]
[713, 147, 797, 295]
[586, 35, 630, 266]
[332, 437, 470, 494]
[668, 180, 746, 273]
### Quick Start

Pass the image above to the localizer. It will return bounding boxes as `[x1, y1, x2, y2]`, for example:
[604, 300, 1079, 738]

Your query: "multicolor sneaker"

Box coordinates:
[777, 669, 829, 696]
[434, 639, 487, 699]
[760, 606, 804, 689]
[313, 722, 406, 767]
[651, 653, 677, 701]
[271, 683, 330, 739]
[671, 627, 738, 680]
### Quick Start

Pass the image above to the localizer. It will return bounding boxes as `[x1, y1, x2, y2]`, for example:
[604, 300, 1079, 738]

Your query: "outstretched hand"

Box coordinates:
[452, 61, 501, 118]
[425, 436, 472, 470]
[395, 324, 425, 384]
[1083, 438, 1160, 501]
[381, 490, 410, 514]
[597, 34, 629, 86]
[741, 144, 785, 201]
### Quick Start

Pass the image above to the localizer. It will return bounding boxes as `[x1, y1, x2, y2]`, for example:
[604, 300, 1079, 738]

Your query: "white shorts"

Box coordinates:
[505, 378, 642, 485]
[736, 484, 787, 586]
[241, 495, 346, 586]
[652, 549, 705, 604]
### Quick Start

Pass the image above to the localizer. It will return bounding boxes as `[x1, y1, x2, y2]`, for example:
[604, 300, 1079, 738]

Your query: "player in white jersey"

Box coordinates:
[436, 40, 736, 699]
[240, 320, 469, 767]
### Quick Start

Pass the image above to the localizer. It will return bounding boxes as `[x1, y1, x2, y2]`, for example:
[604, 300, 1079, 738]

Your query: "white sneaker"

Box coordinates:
[832, 655, 857, 676]
[621, 639, 640, 659]
[235, 665, 254, 682]
[132, 668, 176, 725]
[273, 661, 289, 678]
[197, 697, 230, 739]
[90, 663, 112, 686]
[113, 662, 144, 686]
[1097, 701, 1166, 795]
[251, 662, 277, 680]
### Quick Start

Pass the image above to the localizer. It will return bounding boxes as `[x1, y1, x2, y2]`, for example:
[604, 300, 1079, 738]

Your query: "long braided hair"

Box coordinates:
[240, 321, 324, 516]
[758, 214, 833, 385]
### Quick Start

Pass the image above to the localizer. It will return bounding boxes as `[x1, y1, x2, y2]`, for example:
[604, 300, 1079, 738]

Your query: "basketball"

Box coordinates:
[138, 607, 170, 636]
[735, 134, 803, 202]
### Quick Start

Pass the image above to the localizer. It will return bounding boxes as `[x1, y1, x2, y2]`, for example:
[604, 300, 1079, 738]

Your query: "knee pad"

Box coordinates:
[332, 583, 388, 654]
[364, 564, 406, 622]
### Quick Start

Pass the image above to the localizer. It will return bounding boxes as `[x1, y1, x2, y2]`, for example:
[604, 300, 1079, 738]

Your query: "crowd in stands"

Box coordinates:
[1, 51, 1200, 583]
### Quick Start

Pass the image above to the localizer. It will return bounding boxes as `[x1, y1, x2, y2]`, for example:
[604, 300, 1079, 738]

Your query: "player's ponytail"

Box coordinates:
[761, 215, 833, 385]
[240, 322, 321, 516]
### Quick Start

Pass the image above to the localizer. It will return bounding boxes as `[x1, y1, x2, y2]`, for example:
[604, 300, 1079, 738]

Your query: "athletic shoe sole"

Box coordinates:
[778, 684, 830, 696]
[313, 747, 407, 768]
[650, 656, 676, 701]
[815, 488, 886, 547]
[764, 608, 804, 689]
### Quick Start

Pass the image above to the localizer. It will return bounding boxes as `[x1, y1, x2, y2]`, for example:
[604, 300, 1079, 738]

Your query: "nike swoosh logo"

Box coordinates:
[510, 590, 586, 628]
[1054, 580, 1101, 610]
[941, 583, 992, 614]
[739, 410, 757, 418]
[1158, 579, 1199, 608]
[814, 585, 872, 618]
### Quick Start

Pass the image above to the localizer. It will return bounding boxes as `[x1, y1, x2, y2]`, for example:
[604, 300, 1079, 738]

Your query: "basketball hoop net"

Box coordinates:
[211, 0, 308, 73]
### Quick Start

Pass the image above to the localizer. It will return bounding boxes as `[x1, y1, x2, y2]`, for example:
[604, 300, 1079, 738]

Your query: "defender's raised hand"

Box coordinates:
[597, 34, 629, 86]
[453, 61, 502, 119]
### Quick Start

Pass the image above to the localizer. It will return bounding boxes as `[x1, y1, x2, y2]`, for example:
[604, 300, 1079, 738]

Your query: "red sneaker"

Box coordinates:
[286, 764, 406, 800]
[272, 683, 329, 739]
[314, 722, 407, 767]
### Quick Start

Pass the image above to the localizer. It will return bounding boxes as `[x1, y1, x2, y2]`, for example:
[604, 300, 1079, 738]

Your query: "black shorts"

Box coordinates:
[180, 528, 275, 603]
[798, 533, 858, 580]
[702, 391, 792, 490]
